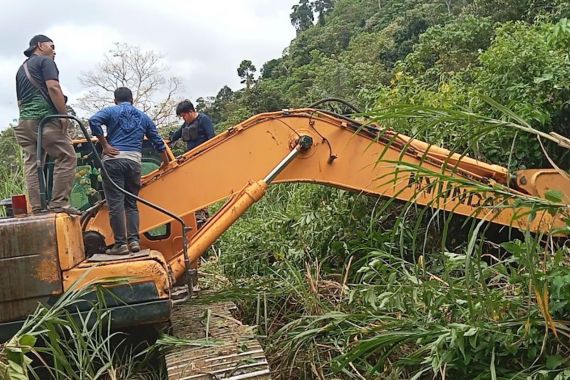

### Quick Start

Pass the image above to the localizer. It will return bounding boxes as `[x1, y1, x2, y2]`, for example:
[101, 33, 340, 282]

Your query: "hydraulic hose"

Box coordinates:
[308, 98, 362, 114]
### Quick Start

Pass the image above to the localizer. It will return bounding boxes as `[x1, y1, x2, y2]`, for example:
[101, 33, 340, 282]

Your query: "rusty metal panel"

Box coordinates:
[0, 214, 63, 323]
[64, 250, 171, 299]
[0, 297, 53, 326]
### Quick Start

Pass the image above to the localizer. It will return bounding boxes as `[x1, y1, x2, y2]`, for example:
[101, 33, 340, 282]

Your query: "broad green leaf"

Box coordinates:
[545, 189, 563, 203]
[547, 354, 567, 370]
[18, 334, 36, 349]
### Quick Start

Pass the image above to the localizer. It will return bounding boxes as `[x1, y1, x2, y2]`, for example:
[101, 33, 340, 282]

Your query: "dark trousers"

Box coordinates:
[102, 159, 141, 246]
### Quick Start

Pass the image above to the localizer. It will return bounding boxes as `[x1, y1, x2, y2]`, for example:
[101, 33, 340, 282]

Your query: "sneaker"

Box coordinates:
[128, 241, 141, 253]
[48, 206, 82, 215]
[106, 244, 129, 255]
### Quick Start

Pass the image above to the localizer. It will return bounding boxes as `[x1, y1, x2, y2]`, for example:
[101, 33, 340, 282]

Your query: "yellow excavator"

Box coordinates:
[1, 106, 569, 345]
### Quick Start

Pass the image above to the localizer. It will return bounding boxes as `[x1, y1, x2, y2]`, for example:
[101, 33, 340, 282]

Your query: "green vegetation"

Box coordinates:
[197, 0, 570, 378]
[0, 127, 24, 215]
[213, 108, 570, 378]
[0, 279, 165, 379]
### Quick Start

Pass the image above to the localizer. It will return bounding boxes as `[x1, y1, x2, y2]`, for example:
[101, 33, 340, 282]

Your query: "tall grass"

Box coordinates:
[0, 128, 25, 217]
[0, 277, 165, 380]
[0, 129, 24, 199]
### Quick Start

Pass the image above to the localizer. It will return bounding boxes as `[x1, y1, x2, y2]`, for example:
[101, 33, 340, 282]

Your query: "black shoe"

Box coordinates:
[106, 244, 129, 255]
[128, 241, 141, 253]
[32, 209, 50, 215]
[48, 206, 81, 215]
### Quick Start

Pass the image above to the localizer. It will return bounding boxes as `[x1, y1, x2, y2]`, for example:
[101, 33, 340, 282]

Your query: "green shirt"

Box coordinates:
[16, 55, 60, 120]
[19, 92, 56, 120]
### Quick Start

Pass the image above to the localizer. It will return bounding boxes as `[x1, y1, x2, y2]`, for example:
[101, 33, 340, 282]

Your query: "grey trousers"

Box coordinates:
[102, 158, 142, 246]
[14, 119, 76, 212]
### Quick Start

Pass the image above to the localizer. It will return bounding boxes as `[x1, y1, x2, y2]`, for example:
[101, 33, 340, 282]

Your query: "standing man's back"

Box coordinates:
[15, 34, 76, 213]
[89, 87, 169, 255]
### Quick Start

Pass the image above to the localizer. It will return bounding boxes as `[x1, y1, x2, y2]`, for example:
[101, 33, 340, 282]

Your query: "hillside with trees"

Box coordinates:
[1, 1, 568, 174]
[200, 0, 569, 168]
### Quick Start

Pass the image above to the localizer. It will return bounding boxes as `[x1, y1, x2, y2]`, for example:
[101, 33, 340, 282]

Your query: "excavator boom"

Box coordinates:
[82, 109, 570, 282]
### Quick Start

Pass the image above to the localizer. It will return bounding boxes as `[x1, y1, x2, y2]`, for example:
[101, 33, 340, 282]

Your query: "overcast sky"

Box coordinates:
[0, 0, 298, 129]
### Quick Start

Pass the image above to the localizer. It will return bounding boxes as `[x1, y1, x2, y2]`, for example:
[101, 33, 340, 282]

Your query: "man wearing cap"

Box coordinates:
[14, 34, 76, 214]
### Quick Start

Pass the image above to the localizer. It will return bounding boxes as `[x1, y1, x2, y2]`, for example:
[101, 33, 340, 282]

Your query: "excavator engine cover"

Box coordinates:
[0, 213, 78, 324]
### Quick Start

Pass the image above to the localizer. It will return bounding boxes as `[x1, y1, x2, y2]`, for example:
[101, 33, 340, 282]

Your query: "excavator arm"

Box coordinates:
[82, 109, 570, 282]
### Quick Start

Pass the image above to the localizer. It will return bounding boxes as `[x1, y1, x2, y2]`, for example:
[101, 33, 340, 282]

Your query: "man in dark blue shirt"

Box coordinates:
[89, 87, 169, 255]
[170, 100, 215, 151]
[170, 99, 215, 228]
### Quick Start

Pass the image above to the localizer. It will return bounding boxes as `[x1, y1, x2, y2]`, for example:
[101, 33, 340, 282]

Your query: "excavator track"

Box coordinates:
[165, 289, 272, 380]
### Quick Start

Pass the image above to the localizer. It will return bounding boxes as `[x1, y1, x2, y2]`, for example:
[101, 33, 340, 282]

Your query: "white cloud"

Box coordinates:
[0, 0, 297, 129]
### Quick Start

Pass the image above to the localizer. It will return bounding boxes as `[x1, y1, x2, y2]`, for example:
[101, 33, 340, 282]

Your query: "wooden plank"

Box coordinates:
[166, 286, 272, 380]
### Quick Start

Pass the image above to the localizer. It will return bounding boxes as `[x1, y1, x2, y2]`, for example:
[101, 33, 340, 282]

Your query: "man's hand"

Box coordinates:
[95, 135, 119, 157]
[46, 79, 67, 115]
[102, 144, 119, 157]
[59, 119, 69, 131]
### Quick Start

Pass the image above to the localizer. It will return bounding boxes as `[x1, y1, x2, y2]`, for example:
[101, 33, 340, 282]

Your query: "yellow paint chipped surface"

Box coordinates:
[56, 214, 84, 270]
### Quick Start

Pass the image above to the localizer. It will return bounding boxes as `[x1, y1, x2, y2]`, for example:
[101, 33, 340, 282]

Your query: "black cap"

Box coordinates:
[24, 34, 53, 57]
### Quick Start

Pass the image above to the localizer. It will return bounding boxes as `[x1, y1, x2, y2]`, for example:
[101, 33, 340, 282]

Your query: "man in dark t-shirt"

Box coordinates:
[14, 34, 76, 213]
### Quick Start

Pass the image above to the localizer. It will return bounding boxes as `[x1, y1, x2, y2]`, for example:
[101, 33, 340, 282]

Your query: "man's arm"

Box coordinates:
[45, 79, 67, 115]
[144, 116, 168, 154]
[170, 125, 183, 144]
[40, 59, 67, 115]
[89, 109, 119, 156]
[202, 115, 215, 140]
[95, 135, 119, 157]
[160, 151, 170, 168]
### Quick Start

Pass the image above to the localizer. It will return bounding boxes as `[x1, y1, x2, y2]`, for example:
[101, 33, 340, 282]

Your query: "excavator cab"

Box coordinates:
[54, 138, 168, 212]
[66, 137, 198, 258]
